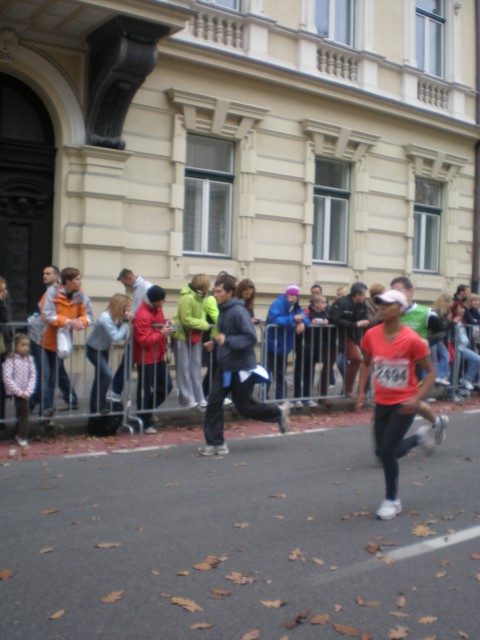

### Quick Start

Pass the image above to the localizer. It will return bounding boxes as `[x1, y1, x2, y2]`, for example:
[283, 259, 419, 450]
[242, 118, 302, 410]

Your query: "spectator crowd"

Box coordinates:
[1, 267, 478, 448]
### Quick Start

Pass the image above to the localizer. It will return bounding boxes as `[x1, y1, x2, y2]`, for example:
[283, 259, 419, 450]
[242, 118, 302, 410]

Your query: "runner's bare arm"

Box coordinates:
[399, 355, 436, 414]
[355, 351, 372, 411]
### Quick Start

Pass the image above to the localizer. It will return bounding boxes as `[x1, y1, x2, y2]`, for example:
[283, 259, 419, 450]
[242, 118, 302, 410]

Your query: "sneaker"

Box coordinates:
[215, 444, 229, 455]
[197, 400, 208, 413]
[15, 435, 28, 448]
[306, 399, 318, 408]
[376, 498, 402, 520]
[198, 445, 218, 456]
[434, 414, 448, 445]
[278, 403, 290, 434]
[184, 402, 198, 409]
[416, 424, 435, 454]
[435, 377, 451, 387]
[144, 426, 157, 435]
[223, 398, 233, 407]
[293, 400, 303, 408]
[460, 379, 474, 391]
[107, 391, 122, 403]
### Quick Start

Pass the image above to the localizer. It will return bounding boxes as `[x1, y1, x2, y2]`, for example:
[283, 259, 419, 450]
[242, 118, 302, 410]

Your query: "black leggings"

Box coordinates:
[374, 403, 419, 501]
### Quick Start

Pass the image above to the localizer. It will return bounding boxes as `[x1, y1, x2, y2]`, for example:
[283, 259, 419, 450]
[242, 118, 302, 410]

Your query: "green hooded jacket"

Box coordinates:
[172, 283, 210, 341]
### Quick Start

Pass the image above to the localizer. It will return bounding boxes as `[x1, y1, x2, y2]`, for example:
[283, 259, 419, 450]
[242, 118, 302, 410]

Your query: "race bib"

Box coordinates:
[373, 357, 409, 389]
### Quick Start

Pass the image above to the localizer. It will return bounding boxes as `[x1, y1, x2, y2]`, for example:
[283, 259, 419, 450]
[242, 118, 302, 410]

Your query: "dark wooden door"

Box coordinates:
[0, 74, 55, 320]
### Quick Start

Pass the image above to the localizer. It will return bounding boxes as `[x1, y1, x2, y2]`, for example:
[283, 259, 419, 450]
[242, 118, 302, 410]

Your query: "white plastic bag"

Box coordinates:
[57, 327, 72, 359]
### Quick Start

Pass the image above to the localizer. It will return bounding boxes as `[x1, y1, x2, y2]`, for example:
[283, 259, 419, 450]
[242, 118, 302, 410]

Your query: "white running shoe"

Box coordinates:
[144, 426, 157, 435]
[306, 399, 318, 407]
[416, 424, 435, 454]
[460, 379, 474, 391]
[293, 400, 303, 408]
[223, 398, 233, 407]
[435, 377, 451, 387]
[15, 435, 28, 448]
[376, 498, 402, 520]
[434, 414, 448, 445]
[278, 403, 290, 433]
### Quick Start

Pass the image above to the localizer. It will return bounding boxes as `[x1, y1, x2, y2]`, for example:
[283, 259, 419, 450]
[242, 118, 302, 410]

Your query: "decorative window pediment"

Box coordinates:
[405, 144, 468, 181]
[166, 88, 269, 139]
[301, 118, 380, 162]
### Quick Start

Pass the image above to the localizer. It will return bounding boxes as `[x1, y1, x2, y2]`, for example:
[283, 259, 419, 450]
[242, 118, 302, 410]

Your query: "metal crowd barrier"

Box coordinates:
[1, 319, 479, 436]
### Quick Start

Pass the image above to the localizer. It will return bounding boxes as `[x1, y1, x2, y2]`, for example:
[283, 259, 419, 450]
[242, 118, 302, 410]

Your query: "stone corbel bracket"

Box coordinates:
[301, 118, 380, 162]
[405, 144, 468, 181]
[0, 27, 19, 64]
[86, 16, 170, 150]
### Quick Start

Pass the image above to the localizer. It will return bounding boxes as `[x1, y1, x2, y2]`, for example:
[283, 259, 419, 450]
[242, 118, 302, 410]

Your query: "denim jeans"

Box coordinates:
[460, 347, 480, 383]
[86, 346, 112, 414]
[431, 341, 449, 380]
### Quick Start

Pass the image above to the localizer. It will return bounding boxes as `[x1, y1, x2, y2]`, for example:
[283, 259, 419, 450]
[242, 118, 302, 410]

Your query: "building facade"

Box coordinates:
[0, 0, 478, 319]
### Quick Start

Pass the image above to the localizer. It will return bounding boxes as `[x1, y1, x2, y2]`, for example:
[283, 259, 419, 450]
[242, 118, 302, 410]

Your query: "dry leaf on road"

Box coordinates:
[419, 617, 438, 624]
[332, 622, 360, 636]
[211, 588, 231, 596]
[469, 553, 480, 560]
[101, 591, 124, 603]
[241, 630, 261, 640]
[388, 626, 411, 639]
[310, 614, 330, 624]
[390, 612, 410, 618]
[233, 522, 251, 529]
[260, 600, 286, 608]
[284, 610, 311, 629]
[151, 569, 160, 576]
[0, 569, 14, 581]
[458, 633, 469, 639]
[312, 558, 325, 566]
[225, 572, 256, 585]
[170, 596, 203, 612]
[190, 622, 213, 629]
[356, 596, 382, 607]
[270, 493, 287, 499]
[49, 609, 65, 620]
[192, 555, 224, 571]
[289, 548, 307, 561]
[96, 542, 122, 549]
[412, 525, 436, 537]
[40, 509, 59, 515]
[396, 595, 406, 608]
[40, 548, 55, 554]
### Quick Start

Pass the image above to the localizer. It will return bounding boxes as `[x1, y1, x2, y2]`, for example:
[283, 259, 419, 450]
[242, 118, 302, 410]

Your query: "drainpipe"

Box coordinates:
[472, 0, 480, 292]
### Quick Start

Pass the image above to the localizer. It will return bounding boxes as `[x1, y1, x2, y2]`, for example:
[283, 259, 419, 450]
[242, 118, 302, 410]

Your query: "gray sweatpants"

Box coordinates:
[173, 338, 205, 406]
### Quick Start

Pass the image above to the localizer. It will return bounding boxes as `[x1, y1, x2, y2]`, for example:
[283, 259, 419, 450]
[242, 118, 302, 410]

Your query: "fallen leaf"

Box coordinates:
[40, 548, 55, 554]
[177, 571, 190, 576]
[306, 515, 314, 522]
[469, 553, 480, 560]
[329, 566, 338, 571]
[40, 509, 59, 515]
[356, 596, 382, 607]
[419, 617, 438, 624]
[435, 572, 446, 578]
[382, 556, 396, 565]
[412, 524, 436, 538]
[333, 623, 360, 636]
[284, 610, 311, 629]
[458, 633, 469, 639]
[334, 604, 343, 612]
[390, 612, 410, 619]
[396, 595, 406, 608]
[312, 557, 325, 566]
[476, 573, 480, 582]
[310, 614, 330, 624]
[211, 588, 231, 596]
[289, 548, 307, 561]
[273, 515, 285, 520]
[49, 610, 65, 620]
[190, 622, 213, 630]
[225, 572, 255, 585]
[241, 630, 261, 640]
[170, 596, 203, 612]
[96, 542, 121, 549]
[260, 599, 286, 608]
[192, 555, 222, 571]
[270, 493, 286, 499]
[0, 569, 13, 581]
[438, 559, 450, 567]
[233, 522, 251, 529]
[360, 634, 373, 640]
[366, 542, 381, 554]
[388, 626, 411, 639]
[151, 570, 161, 576]
[101, 591, 124, 603]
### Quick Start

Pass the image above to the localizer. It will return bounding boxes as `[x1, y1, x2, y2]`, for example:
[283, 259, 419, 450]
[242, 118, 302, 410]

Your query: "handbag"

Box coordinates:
[57, 327, 72, 359]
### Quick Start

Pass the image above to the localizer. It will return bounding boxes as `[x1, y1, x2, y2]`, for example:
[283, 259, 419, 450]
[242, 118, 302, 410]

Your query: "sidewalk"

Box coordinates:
[1, 392, 479, 463]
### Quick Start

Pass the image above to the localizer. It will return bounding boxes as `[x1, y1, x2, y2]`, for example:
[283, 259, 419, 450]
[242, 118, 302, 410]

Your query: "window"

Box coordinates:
[413, 178, 441, 272]
[211, 0, 241, 10]
[416, 0, 444, 77]
[184, 134, 234, 256]
[313, 159, 350, 264]
[316, 0, 354, 47]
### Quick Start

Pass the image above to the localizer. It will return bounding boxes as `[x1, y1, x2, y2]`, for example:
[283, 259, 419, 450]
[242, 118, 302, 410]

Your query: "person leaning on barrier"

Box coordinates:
[365, 283, 386, 329]
[329, 282, 370, 399]
[132, 285, 174, 434]
[198, 275, 290, 456]
[41, 268, 93, 423]
[265, 285, 310, 401]
[172, 274, 211, 411]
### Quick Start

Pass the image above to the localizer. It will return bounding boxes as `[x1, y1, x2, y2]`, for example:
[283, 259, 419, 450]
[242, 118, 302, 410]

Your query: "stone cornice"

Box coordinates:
[302, 118, 380, 162]
[405, 144, 469, 180]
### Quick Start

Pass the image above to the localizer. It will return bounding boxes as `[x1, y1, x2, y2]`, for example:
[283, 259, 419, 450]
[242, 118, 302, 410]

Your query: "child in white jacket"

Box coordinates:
[2, 334, 36, 447]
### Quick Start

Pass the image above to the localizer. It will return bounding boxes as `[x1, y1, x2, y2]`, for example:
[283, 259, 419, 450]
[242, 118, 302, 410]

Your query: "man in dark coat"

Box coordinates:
[199, 275, 289, 456]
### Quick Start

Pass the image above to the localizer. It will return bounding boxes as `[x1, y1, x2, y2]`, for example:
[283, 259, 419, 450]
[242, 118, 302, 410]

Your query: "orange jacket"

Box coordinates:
[41, 284, 92, 352]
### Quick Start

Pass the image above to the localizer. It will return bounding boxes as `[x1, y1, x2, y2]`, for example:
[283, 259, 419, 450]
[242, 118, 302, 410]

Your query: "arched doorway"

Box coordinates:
[0, 73, 55, 320]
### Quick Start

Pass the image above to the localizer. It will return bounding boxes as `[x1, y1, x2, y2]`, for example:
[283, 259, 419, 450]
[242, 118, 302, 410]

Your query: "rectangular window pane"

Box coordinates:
[415, 178, 441, 206]
[429, 18, 442, 76]
[207, 181, 232, 255]
[315, 159, 349, 190]
[417, 0, 443, 16]
[186, 135, 233, 173]
[184, 178, 203, 252]
[334, 0, 352, 46]
[313, 196, 327, 260]
[316, 0, 329, 36]
[423, 213, 440, 271]
[416, 14, 425, 70]
[413, 212, 423, 270]
[214, 0, 240, 10]
[328, 198, 348, 262]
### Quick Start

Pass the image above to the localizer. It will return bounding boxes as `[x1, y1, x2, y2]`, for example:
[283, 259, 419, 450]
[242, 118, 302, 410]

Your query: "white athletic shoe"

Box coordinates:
[416, 424, 435, 454]
[278, 403, 290, 434]
[460, 379, 474, 391]
[293, 400, 303, 408]
[434, 414, 448, 445]
[376, 498, 402, 520]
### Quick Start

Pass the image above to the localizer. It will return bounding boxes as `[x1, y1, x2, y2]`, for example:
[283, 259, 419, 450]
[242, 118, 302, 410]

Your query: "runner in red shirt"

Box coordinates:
[356, 290, 436, 520]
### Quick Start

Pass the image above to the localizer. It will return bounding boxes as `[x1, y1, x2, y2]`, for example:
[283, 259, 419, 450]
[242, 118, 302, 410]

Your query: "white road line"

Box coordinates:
[111, 445, 173, 454]
[310, 524, 480, 587]
[464, 409, 480, 414]
[63, 451, 108, 459]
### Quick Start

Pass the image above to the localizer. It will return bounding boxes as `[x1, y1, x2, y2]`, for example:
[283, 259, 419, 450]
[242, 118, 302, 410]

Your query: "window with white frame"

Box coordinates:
[313, 159, 350, 264]
[210, 0, 241, 11]
[315, 0, 354, 47]
[413, 178, 441, 272]
[416, 0, 444, 77]
[184, 134, 234, 257]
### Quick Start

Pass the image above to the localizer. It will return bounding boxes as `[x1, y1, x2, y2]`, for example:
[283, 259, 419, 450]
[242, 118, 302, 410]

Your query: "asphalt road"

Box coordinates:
[1, 411, 479, 640]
